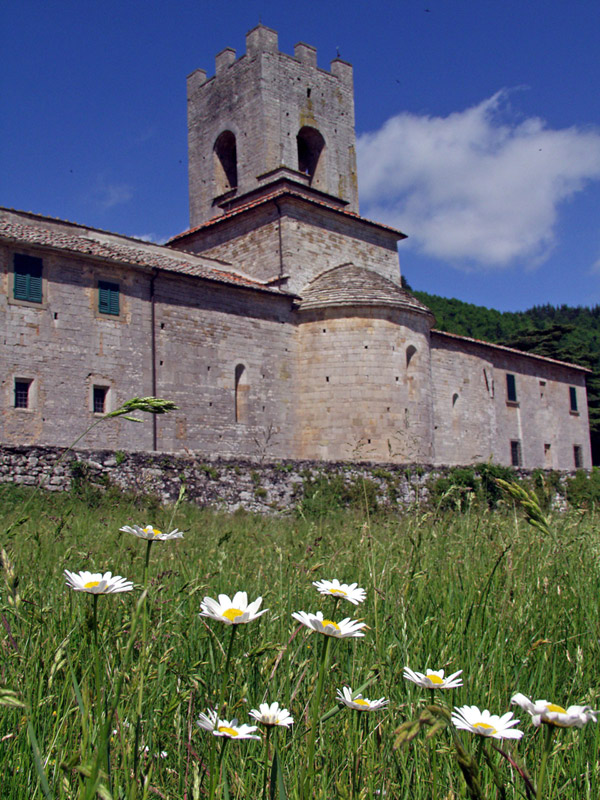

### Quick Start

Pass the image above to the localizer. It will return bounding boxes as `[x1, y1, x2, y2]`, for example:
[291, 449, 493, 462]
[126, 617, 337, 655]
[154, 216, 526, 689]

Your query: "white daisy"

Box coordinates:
[120, 524, 183, 540]
[312, 579, 366, 605]
[337, 686, 388, 712]
[213, 719, 261, 740]
[64, 570, 133, 594]
[511, 693, 598, 728]
[451, 705, 523, 740]
[291, 610, 366, 638]
[249, 701, 294, 727]
[200, 591, 268, 625]
[403, 666, 463, 690]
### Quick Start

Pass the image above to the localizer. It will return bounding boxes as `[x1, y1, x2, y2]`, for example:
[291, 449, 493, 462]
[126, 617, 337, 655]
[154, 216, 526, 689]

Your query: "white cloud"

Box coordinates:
[357, 91, 600, 270]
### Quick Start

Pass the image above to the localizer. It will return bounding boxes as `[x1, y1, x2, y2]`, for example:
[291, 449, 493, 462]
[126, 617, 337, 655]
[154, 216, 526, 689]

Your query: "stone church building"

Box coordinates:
[0, 25, 592, 470]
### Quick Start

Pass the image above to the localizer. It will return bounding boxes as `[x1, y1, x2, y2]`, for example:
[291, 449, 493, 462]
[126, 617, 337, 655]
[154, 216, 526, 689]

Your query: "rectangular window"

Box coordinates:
[93, 385, 108, 414]
[574, 445, 583, 469]
[569, 386, 578, 413]
[506, 373, 517, 403]
[98, 281, 120, 315]
[510, 440, 522, 467]
[14, 254, 43, 303]
[14, 379, 32, 409]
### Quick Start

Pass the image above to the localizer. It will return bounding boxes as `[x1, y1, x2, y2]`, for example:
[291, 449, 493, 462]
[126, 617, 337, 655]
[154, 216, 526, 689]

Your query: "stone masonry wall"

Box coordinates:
[431, 332, 592, 469]
[295, 307, 433, 462]
[175, 198, 402, 296]
[1, 242, 155, 452]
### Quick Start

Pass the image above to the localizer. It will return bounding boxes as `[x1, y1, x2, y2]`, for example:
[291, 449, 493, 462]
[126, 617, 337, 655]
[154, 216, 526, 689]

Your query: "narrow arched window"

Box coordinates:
[235, 364, 248, 424]
[452, 392, 459, 407]
[406, 345, 417, 368]
[214, 131, 238, 195]
[297, 126, 325, 183]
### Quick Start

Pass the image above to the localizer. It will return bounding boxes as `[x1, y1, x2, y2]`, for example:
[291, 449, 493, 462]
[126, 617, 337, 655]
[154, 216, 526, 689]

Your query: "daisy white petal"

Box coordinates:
[212, 718, 261, 740]
[312, 579, 366, 605]
[291, 610, 366, 639]
[403, 666, 463, 689]
[337, 686, 389, 712]
[249, 701, 294, 727]
[197, 708, 219, 731]
[64, 569, 133, 594]
[200, 592, 268, 625]
[511, 693, 598, 728]
[120, 524, 183, 540]
[451, 705, 523, 740]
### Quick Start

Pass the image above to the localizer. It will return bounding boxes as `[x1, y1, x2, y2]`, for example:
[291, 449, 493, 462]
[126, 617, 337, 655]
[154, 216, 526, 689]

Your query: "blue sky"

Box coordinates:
[2, 0, 599, 311]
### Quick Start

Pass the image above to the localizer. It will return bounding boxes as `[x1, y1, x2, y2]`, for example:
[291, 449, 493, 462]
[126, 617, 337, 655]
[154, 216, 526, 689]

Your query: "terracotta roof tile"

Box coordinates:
[0, 208, 288, 294]
[168, 187, 406, 242]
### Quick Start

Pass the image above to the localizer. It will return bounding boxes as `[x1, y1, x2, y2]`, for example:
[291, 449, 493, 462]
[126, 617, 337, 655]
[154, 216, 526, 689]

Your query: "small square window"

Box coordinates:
[574, 445, 583, 469]
[14, 379, 32, 409]
[569, 386, 578, 413]
[506, 374, 517, 403]
[14, 254, 43, 303]
[93, 386, 108, 414]
[510, 439, 522, 467]
[98, 281, 120, 315]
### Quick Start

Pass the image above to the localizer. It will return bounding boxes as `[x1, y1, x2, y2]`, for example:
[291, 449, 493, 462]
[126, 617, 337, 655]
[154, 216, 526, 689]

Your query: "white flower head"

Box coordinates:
[292, 610, 366, 639]
[197, 709, 260, 739]
[312, 579, 366, 605]
[200, 591, 268, 625]
[249, 701, 294, 727]
[64, 570, 133, 594]
[403, 666, 463, 690]
[337, 686, 388, 712]
[511, 693, 598, 728]
[451, 705, 523, 740]
[120, 524, 183, 541]
[213, 719, 260, 740]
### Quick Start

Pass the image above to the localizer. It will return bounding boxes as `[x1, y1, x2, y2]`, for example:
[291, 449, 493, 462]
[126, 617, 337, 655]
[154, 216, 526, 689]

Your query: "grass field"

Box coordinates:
[1, 480, 599, 799]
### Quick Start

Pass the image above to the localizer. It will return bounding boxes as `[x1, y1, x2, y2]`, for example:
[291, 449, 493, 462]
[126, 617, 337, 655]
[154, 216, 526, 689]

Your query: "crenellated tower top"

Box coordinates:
[186, 24, 359, 227]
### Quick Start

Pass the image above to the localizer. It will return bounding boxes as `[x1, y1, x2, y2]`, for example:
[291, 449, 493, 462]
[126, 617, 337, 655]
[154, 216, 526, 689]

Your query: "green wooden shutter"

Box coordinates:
[98, 281, 120, 315]
[570, 386, 578, 412]
[14, 254, 43, 302]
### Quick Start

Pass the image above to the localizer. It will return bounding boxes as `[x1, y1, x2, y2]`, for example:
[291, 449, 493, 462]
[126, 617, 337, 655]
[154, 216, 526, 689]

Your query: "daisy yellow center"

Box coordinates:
[426, 674, 444, 685]
[218, 726, 238, 736]
[473, 722, 496, 734]
[546, 703, 567, 714]
[152, 528, 162, 537]
[223, 608, 244, 622]
[84, 581, 101, 589]
[330, 588, 347, 596]
[353, 698, 369, 706]
[322, 619, 339, 630]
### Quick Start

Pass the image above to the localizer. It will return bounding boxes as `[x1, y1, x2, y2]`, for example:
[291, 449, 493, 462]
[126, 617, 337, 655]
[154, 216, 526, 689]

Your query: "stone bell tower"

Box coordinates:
[186, 24, 359, 227]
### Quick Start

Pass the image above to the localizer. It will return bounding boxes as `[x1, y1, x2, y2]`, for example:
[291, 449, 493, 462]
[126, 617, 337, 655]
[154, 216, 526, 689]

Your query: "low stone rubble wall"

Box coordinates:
[0, 444, 569, 514]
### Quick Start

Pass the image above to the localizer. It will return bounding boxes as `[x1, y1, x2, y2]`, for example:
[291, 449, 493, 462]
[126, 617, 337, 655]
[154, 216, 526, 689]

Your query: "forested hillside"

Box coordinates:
[412, 288, 600, 464]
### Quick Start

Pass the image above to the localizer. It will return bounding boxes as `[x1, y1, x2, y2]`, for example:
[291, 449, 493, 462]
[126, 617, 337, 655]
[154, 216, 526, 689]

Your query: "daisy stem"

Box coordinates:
[304, 632, 333, 799]
[91, 595, 103, 724]
[262, 725, 272, 800]
[219, 624, 237, 715]
[536, 724, 556, 800]
[134, 539, 153, 781]
[482, 739, 507, 797]
[209, 737, 229, 800]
